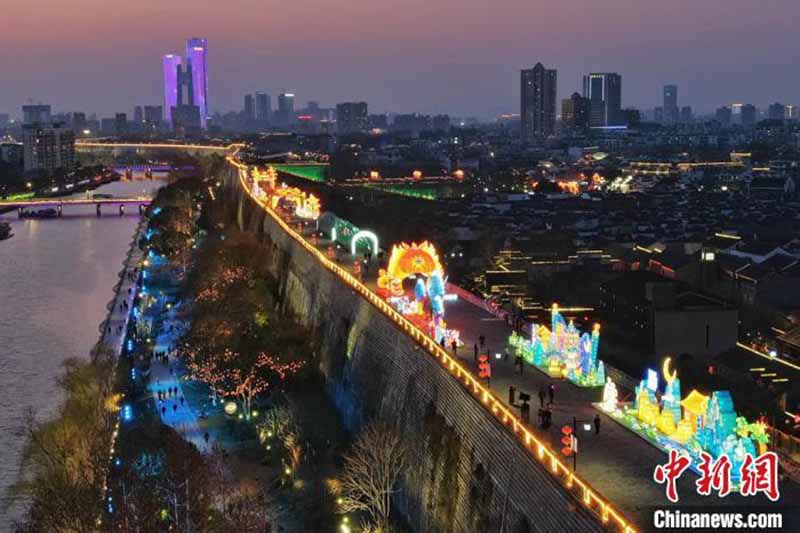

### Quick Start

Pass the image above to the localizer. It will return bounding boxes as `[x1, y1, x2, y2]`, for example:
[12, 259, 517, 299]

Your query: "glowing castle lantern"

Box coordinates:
[369, 170, 381, 181]
[453, 169, 465, 180]
[412, 170, 423, 180]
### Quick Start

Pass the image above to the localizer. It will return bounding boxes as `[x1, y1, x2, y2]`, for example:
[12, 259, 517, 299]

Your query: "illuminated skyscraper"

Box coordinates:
[275, 93, 295, 128]
[583, 73, 622, 127]
[520, 63, 557, 143]
[163, 54, 182, 125]
[186, 38, 208, 128]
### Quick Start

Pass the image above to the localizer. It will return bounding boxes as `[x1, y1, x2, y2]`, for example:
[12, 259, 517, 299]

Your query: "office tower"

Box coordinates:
[22, 104, 52, 124]
[741, 104, 757, 127]
[163, 54, 182, 125]
[715, 106, 731, 126]
[243, 94, 255, 122]
[134, 106, 144, 124]
[787, 105, 798, 120]
[680, 106, 693, 123]
[663, 84, 678, 124]
[255, 92, 271, 124]
[186, 38, 208, 128]
[583, 73, 622, 127]
[115, 113, 128, 136]
[654, 107, 664, 123]
[0, 114, 9, 128]
[276, 93, 295, 127]
[768, 102, 786, 121]
[0, 142, 23, 167]
[561, 92, 589, 131]
[520, 63, 557, 143]
[432, 114, 451, 133]
[336, 102, 368, 134]
[71, 112, 87, 133]
[22, 122, 75, 173]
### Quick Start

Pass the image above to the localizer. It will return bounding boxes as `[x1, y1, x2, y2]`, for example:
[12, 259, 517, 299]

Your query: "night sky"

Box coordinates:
[2, 0, 798, 119]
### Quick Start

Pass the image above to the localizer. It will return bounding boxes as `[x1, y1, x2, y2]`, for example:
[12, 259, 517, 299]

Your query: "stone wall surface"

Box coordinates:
[224, 168, 604, 533]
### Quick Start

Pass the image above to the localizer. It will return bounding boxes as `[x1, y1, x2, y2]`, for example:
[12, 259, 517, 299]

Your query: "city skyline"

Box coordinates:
[1, 1, 799, 119]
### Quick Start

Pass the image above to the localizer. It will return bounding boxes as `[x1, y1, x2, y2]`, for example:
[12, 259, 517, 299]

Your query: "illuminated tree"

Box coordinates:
[337, 422, 408, 532]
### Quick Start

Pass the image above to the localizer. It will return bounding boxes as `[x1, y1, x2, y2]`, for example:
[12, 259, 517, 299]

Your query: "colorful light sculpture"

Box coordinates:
[608, 358, 769, 482]
[508, 305, 605, 387]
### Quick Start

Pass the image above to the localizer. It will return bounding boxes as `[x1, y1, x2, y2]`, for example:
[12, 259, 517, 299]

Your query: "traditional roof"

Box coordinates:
[681, 390, 710, 416]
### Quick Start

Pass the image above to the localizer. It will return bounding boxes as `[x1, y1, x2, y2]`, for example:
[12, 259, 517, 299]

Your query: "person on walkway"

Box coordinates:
[504, 349, 509, 362]
[473, 343, 478, 363]
[451, 339, 458, 356]
[479, 334, 485, 348]
[173, 404, 177, 414]
[161, 406, 166, 417]
[538, 386, 546, 408]
[204, 432, 210, 447]
[440, 337, 446, 349]
[594, 414, 601, 435]
[515, 355, 524, 375]
[548, 383, 555, 406]
[508, 385, 516, 406]
[180, 396, 184, 406]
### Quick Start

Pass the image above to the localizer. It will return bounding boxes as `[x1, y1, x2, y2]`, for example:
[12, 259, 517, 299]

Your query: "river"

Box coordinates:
[0, 179, 164, 528]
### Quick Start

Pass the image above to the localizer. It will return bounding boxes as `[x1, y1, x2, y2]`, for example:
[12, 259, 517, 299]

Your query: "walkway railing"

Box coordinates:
[228, 156, 637, 533]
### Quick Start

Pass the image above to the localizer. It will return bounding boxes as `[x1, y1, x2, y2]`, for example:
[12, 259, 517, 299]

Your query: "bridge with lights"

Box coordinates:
[1, 197, 152, 216]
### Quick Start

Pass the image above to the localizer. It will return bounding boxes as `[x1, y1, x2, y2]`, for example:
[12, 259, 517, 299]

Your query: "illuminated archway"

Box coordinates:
[351, 230, 379, 255]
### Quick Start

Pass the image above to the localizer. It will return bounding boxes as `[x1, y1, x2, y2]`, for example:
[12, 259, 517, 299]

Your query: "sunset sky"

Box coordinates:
[1, 0, 798, 119]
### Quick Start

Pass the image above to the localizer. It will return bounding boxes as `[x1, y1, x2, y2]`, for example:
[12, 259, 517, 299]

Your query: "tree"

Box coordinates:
[337, 422, 408, 532]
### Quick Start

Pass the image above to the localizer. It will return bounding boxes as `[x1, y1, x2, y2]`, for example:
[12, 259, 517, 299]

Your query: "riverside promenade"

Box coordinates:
[98, 218, 147, 356]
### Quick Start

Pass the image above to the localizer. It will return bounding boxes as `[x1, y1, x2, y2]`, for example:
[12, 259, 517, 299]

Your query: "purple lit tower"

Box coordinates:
[162, 54, 182, 126]
[186, 38, 208, 128]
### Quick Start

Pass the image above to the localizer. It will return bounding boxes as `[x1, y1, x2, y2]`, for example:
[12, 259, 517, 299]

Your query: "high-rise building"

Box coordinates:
[243, 94, 255, 122]
[115, 113, 128, 136]
[336, 102, 368, 134]
[134, 106, 144, 124]
[22, 104, 52, 125]
[162, 54, 182, 125]
[715, 106, 732, 126]
[22, 122, 75, 174]
[71, 112, 87, 133]
[561, 92, 589, 132]
[255, 92, 271, 124]
[186, 38, 208, 128]
[680, 106, 693, 123]
[172, 105, 202, 138]
[368, 114, 388, 130]
[520, 63, 557, 143]
[741, 104, 757, 127]
[663, 84, 678, 124]
[768, 102, 786, 121]
[144, 106, 163, 123]
[787, 105, 798, 121]
[275, 93, 295, 127]
[654, 107, 664, 123]
[583, 73, 622, 127]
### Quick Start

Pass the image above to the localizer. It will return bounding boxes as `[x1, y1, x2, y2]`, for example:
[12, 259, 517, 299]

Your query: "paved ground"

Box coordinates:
[288, 214, 800, 530]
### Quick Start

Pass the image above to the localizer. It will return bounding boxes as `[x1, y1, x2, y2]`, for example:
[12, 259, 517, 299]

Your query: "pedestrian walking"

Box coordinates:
[173, 404, 177, 414]
[538, 386, 546, 408]
[180, 396, 184, 406]
[161, 406, 166, 416]
[504, 349, 509, 362]
[451, 339, 457, 356]
[479, 334, 485, 348]
[594, 414, 601, 435]
[515, 355, 524, 375]
[509, 385, 516, 406]
[440, 337, 446, 349]
[473, 343, 478, 362]
[204, 432, 210, 446]
[548, 383, 555, 405]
